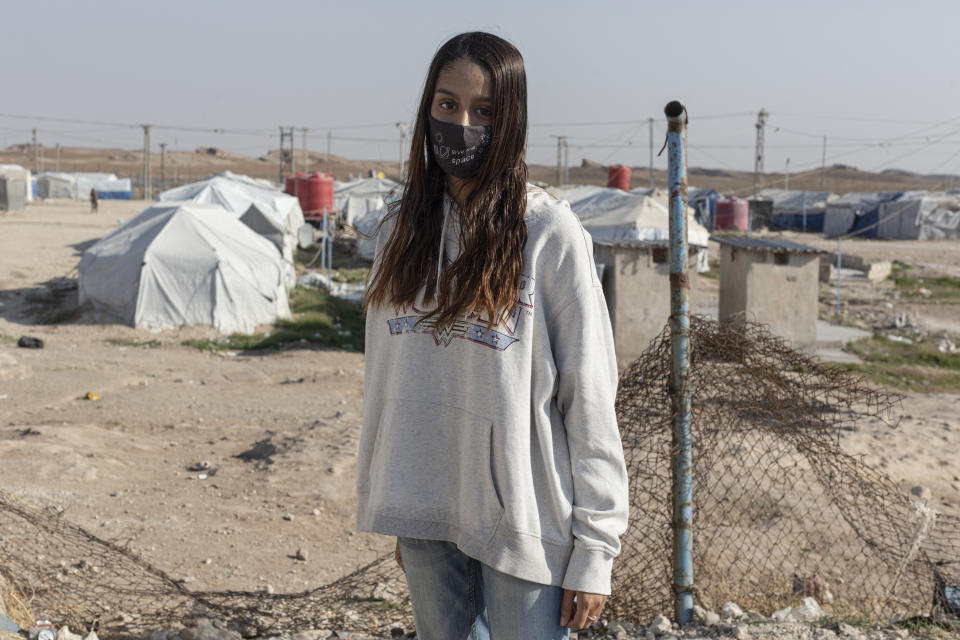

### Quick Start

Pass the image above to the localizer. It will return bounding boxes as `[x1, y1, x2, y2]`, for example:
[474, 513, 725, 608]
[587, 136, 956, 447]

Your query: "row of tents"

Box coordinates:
[758, 188, 960, 240]
[71, 170, 959, 335]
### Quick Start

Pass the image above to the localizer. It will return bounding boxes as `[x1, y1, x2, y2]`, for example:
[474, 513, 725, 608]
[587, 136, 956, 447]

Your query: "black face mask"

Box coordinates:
[427, 115, 492, 179]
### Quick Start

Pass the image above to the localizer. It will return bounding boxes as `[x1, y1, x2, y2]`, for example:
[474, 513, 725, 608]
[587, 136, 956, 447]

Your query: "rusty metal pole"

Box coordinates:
[665, 100, 693, 625]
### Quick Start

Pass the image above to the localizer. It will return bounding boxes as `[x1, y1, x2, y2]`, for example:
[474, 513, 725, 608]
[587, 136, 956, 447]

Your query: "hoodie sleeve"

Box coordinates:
[543, 216, 629, 596]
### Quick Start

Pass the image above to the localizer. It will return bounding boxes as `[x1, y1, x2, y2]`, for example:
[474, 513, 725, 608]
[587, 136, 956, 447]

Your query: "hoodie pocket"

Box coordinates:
[369, 398, 504, 543]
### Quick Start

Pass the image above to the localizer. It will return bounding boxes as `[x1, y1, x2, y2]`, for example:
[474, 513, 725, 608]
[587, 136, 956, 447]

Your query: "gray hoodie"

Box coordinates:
[356, 186, 629, 595]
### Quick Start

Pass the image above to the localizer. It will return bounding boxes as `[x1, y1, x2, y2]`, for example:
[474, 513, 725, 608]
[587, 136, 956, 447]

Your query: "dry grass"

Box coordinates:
[0, 573, 34, 630]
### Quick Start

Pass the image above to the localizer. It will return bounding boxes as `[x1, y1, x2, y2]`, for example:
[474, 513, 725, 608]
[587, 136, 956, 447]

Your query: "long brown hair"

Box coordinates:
[363, 32, 528, 329]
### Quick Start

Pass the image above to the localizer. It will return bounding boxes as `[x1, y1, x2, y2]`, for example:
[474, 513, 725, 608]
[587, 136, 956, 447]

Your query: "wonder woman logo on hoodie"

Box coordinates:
[386, 275, 535, 351]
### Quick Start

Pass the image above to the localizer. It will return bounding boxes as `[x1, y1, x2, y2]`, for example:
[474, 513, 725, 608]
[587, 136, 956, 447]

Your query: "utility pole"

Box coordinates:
[553, 135, 565, 185]
[327, 130, 332, 168]
[753, 108, 768, 196]
[55, 143, 61, 172]
[290, 126, 296, 175]
[159, 143, 167, 191]
[32, 129, 39, 173]
[820, 135, 827, 189]
[142, 124, 152, 200]
[563, 137, 569, 185]
[302, 127, 308, 171]
[278, 126, 294, 182]
[396, 122, 409, 181]
[784, 157, 790, 190]
[649, 117, 655, 189]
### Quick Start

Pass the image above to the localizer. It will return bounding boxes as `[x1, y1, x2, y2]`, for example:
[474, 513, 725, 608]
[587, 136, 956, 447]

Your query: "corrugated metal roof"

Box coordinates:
[711, 235, 823, 253]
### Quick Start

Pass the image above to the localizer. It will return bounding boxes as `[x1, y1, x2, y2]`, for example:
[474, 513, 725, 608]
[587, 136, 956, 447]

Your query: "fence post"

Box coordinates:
[665, 100, 694, 625]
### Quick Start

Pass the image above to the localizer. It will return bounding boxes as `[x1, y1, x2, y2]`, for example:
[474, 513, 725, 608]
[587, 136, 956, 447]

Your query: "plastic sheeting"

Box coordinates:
[78, 203, 290, 334]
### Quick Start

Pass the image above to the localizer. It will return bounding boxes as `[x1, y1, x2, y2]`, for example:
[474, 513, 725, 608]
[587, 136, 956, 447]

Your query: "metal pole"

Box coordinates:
[649, 117, 655, 189]
[665, 100, 693, 626]
[836, 237, 842, 316]
[320, 205, 328, 277]
[753, 108, 768, 196]
[555, 136, 563, 186]
[302, 127, 308, 170]
[290, 126, 296, 176]
[55, 143, 60, 172]
[159, 143, 167, 191]
[142, 125, 151, 200]
[820, 135, 827, 188]
[802, 193, 807, 232]
[278, 126, 284, 184]
[32, 129, 39, 173]
[397, 123, 409, 182]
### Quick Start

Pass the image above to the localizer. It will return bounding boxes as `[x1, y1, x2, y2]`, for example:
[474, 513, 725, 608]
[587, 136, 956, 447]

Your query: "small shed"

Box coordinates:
[593, 240, 700, 368]
[714, 236, 822, 352]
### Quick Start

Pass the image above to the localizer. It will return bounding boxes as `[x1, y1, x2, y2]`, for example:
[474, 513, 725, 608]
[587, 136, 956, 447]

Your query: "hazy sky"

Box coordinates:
[3, 0, 959, 182]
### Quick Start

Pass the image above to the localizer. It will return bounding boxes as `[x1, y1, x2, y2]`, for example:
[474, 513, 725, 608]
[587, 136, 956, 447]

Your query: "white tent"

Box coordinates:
[333, 177, 400, 212]
[876, 194, 960, 240]
[342, 194, 386, 225]
[157, 175, 305, 287]
[0, 165, 32, 203]
[36, 171, 132, 199]
[78, 203, 290, 334]
[207, 170, 279, 191]
[557, 187, 709, 247]
[354, 206, 389, 261]
[578, 194, 709, 247]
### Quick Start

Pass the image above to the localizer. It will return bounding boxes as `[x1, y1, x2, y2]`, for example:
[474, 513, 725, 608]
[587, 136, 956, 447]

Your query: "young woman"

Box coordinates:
[357, 32, 629, 640]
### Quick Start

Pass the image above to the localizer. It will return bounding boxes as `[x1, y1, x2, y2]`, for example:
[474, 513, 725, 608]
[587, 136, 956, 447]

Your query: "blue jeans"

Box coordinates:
[397, 537, 570, 640]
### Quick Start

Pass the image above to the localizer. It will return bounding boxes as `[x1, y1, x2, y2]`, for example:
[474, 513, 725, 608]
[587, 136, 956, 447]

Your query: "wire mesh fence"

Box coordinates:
[1, 317, 957, 637]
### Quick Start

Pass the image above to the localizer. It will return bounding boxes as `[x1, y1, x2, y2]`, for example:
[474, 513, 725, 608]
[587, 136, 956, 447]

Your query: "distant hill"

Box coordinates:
[3, 145, 957, 196]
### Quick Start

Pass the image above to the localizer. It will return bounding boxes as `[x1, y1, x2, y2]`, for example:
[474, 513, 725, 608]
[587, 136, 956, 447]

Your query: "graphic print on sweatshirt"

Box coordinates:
[386, 275, 535, 351]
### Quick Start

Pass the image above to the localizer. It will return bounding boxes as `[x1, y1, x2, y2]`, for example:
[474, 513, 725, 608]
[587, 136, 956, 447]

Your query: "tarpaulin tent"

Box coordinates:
[823, 192, 903, 237]
[688, 187, 720, 229]
[158, 175, 305, 288]
[78, 203, 290, 333]
[876, 193, 960, 240]
[759, 189, 835, 232]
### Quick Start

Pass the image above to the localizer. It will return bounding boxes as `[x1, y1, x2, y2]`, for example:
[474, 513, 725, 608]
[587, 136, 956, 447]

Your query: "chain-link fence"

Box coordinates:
[1, 317, 957, 637]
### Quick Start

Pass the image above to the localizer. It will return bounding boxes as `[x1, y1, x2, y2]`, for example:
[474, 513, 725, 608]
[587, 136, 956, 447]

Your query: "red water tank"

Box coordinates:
[714, 197, 749, 231]
[284, 174, 296, 195]
[607, 165, 631, 190]
[296, 172, 334, 214]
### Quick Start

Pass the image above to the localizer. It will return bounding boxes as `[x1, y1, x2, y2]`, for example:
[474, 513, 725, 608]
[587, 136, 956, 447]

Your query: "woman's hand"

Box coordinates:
[559, 589, 606, 629]
[394, 539, 404, 571]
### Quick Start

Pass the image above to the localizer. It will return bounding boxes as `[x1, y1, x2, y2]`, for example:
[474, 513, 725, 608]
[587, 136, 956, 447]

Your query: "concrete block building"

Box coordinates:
[714, 236, 821, 352]
[593, 240, 700, 368]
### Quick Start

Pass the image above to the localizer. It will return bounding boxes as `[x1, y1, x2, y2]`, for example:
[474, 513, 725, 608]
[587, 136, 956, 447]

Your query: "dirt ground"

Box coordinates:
[0, 199, 391, 594]
[0, 200, 957, 601]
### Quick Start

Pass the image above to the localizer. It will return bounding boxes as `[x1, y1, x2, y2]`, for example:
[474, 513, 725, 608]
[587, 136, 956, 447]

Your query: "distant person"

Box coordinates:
[357, 32, 628, 640]
[89, 188, 98, 213]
